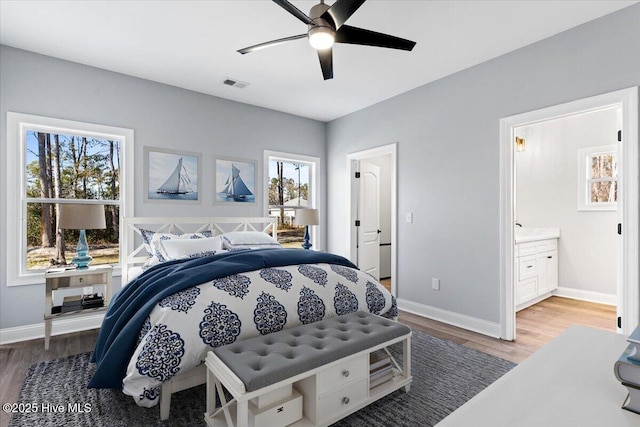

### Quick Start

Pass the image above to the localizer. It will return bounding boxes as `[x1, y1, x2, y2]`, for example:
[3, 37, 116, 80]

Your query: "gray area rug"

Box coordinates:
[9, 330, 515, 427]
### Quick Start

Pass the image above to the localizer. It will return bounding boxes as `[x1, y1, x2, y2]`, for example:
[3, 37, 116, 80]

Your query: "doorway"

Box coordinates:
[347, 143, 397, 296]
[500, 87, 639, 340]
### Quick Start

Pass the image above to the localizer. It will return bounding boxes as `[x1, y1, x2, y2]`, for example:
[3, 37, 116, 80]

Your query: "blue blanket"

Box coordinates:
[89, 248, 356, 388]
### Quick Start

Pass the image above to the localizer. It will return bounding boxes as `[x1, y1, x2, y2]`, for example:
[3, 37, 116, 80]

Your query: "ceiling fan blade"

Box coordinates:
[335, 25, 416, 51]
[321, 0, 366, 30]
[238, 34, 307, 54]
[317, 48, 333, 80]
[273, 0, 315, 26]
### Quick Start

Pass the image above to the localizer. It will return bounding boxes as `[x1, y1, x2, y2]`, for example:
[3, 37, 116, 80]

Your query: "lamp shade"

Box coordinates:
[294, 208, 319, 226]
[58, 204, 106, 230]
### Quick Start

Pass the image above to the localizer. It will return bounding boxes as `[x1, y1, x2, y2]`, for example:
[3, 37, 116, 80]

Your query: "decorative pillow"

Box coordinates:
[221, 231, 280, 250]
[139, 228, 214, 263]
[159, 237, 223, 260]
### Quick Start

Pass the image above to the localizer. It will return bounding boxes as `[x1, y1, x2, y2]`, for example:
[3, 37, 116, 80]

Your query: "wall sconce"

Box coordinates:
[515, 137, 526, 152]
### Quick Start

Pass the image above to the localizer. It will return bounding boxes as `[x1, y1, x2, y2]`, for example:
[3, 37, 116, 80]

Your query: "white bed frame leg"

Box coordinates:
[160, 382, 172, 420]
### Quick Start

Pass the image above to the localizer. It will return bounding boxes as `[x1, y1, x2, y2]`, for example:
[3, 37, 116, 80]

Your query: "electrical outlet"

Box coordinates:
[432, 278, 440, 290]
[83, 286, 94, 295]
[406, 212, 413, 223]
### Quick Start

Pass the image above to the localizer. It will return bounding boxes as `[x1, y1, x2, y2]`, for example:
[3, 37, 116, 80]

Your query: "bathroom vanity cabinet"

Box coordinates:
[515, 229, 559, 311]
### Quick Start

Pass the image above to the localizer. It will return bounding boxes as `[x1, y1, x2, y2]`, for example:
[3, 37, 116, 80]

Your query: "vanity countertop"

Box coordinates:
[515, 227, 560, 243]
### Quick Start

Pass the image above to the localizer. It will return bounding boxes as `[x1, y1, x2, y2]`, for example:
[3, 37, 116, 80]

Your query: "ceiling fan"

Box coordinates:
[237, 0, 416, 80]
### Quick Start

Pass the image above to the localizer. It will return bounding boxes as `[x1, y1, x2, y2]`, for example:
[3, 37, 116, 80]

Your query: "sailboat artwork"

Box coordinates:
[147, 149, 199, 201]
[157, 157, 192, 194]
[215, 159, 256, 203]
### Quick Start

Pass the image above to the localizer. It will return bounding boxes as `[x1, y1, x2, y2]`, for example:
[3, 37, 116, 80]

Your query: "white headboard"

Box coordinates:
[121, 216, 277, 283]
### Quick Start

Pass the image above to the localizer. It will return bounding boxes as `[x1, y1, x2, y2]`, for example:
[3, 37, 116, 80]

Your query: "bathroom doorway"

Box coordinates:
[499, 87, 639, 340]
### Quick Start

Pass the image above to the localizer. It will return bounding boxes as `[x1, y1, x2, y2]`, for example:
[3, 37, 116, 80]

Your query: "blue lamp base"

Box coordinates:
[301, 225, 312, 250]
[72, 229, 93, 269]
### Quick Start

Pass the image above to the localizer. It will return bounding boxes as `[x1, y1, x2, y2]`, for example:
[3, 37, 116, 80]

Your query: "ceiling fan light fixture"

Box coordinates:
[308, 26, 335, 50]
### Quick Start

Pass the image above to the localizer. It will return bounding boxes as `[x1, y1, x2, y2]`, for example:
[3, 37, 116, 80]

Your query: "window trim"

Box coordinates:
[263, 150, 321, 250]
[6, 112, 134, 286]
[577, 144, 617, 212]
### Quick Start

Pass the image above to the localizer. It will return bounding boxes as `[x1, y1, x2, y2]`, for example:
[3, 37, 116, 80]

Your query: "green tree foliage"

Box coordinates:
[25, 132, 120, 249]
[268, 161, 310, 230]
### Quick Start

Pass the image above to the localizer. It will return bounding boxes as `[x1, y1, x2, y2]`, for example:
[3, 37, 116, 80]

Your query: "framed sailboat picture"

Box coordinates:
[214, 156, 256, 204]
[144, 146, 201, 203]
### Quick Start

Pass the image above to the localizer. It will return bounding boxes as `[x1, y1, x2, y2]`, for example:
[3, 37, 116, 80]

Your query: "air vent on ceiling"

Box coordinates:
[223, 77, 249, 89]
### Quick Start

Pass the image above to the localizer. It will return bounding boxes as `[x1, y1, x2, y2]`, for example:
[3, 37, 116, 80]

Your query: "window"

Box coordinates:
[6, 113, 133, 285]
[264, 151, 320, 249]
[578, 145, 617, 211]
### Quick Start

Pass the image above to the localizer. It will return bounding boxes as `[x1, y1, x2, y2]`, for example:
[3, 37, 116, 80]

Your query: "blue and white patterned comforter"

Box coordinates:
[94, 250, 396, 407]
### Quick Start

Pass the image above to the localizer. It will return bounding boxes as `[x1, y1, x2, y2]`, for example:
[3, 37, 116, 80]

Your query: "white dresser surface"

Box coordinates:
[436, 326, 637, 427]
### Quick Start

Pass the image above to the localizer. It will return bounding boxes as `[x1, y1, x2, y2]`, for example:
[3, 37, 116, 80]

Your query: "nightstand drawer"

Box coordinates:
[48, 273, 106, 289]
[317, 354, 368, 393]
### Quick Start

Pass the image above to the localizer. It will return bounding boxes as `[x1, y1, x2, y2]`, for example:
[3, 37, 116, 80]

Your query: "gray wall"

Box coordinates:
[326, 4, 640, 324]
[0, 45, 326, 329]
[516, 108, 618, 296]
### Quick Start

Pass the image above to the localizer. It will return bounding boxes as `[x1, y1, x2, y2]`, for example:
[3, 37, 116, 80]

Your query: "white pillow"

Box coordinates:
[221, 231, 280, 247]
[159, 237, 223, 260]
[139, 228, 215, 263]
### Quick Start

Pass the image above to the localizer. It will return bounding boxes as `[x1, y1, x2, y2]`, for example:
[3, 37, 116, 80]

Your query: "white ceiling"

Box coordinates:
[0, 1, 636, 122]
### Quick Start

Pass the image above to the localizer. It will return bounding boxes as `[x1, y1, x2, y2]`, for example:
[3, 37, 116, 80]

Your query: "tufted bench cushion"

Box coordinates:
[213, 311, 411, 392]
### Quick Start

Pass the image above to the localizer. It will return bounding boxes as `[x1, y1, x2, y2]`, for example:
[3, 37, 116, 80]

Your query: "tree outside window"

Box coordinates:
[25, 131, 121, 270]
[268, 159, 311, 248]
[578, 145, 617, 211]
[589, 152, 617, 203]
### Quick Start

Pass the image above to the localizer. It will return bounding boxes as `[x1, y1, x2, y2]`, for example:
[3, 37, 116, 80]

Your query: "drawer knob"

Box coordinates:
[342, 370, 350, 377]
[342, 397, 350, 405]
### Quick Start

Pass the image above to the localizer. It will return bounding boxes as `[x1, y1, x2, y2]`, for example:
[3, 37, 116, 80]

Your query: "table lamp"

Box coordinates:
[59, 204, 106, 268]
[294, 208, 319, 250]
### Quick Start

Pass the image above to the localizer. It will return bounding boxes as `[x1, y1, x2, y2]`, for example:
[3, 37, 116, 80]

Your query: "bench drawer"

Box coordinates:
[317, 354, 368, 393]
[317, 379, 368, 420]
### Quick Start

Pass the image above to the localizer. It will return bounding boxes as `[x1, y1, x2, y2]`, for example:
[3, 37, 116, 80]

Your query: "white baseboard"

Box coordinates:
[554, 287, 616, 306]
[397, 298, 501, 338]
[0, 313, 104, 345]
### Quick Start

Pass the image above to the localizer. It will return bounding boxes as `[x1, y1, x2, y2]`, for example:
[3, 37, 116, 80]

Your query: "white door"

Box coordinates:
[357, 160, 381, 279]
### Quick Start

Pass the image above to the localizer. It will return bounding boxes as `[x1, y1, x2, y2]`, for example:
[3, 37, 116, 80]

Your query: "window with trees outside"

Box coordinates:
[266, 152, 319, 248]
[6, 113, 133, 285]
[578, 145, 617, 211]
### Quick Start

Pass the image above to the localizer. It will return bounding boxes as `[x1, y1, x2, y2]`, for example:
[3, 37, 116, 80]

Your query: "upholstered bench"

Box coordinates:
[204, 311, 412, 427]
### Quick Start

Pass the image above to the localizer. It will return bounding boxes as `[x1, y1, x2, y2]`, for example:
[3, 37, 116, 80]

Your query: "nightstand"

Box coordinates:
[43, 265, 113, 350]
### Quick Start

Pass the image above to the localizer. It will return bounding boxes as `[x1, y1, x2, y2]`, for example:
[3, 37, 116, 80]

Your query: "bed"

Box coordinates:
[89, 216, 397, 419]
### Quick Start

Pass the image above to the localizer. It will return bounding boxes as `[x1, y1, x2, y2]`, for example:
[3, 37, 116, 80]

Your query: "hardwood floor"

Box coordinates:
[400, 296, 616, 364]
[0, 296, 616, 426]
